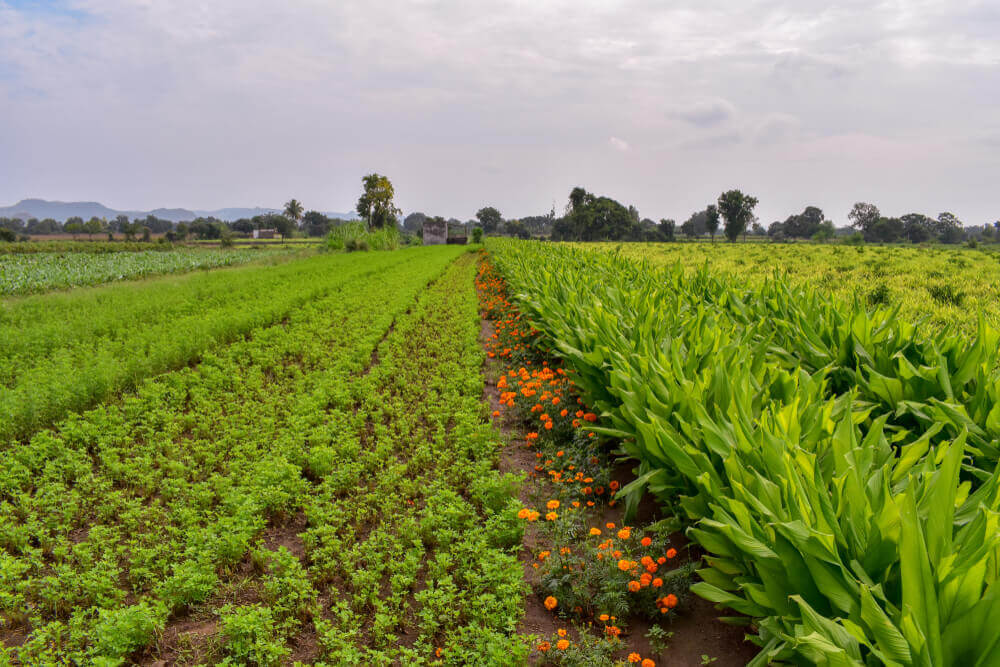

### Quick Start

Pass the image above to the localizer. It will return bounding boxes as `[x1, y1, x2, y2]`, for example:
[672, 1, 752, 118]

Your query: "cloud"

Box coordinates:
[752, 113, 801, 145]
[0, 0, 998, 225]
[609, 136, 630, 152]
[668, 98, 737, 128]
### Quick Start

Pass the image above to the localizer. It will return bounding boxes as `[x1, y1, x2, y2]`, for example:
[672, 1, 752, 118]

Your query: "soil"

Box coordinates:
[479, 305, 759, 666]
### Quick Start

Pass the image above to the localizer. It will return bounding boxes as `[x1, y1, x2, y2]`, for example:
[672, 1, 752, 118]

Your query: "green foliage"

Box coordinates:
[488, 238, 1000, 666]
[356, 173, 401, 229]
[472, 227, 484, 243]
[0, 247, 284, 296]
[0, 248, 527, 664]
[716, 190, 758, 242]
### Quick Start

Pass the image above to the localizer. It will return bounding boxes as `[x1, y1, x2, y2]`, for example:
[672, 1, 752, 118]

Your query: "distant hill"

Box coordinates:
[0, 199, 358, 223]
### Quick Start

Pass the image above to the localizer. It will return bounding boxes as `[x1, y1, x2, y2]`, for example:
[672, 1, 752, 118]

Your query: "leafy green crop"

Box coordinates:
[488, 239, 1000, 666]
[1, 247, 527, 663]
[0, 247, 293, 296]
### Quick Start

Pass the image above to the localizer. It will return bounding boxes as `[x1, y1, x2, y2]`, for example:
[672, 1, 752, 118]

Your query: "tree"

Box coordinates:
[302, 211, 330, 237]
[403, 212, 427, 234]
[705, 205, 720, 242]
[848, 202, 881, 237]
[901, 213, 934, 243]
[476, 207, 502, 235]
[551, 188, 638, 241]
[356, 174, 401, 230]
[272, 215, 296, 241]
[231, 218, 255, 236]
[936, 212, 965, 244]
[65, 221, 84, 239]
[658, 219, 675, 241]
[0, 228, 15, 242]
[284, 199, 304, 227]
[504, 219, 531, 239]
[84, 217, 105, 240]
[716, 191, 758, 242]
[113, 214, 130, 234]
[680, 210, 706, 239]
[781, 206, 825, 238]
[175, 222, 189, 241]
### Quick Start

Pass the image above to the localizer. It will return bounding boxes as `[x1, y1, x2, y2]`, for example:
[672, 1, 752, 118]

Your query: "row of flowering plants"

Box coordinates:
[478, 254, 692, 666]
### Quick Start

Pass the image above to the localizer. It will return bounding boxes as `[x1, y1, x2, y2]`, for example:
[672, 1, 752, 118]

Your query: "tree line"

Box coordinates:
[457, 189, 999, 245]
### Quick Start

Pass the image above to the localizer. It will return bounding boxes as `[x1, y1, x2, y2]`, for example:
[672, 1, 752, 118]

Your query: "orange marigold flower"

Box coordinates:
[556, 639, 570, 651]
[641, 537, 652, 547]
[546, 511, 558, 521]
[589, 527, 602, 536]
[598, 613, 610, 622]
[606, 522, 615, 530]
[657, 556, 667, 565]
[545, 421, 553, 430]
[575, 410, 584, 418]
[609, 480, 620, 491]
[628, 654, 641, 664]
[557, 628, 567, 637]
[652, 578, 663, 588]
[665, 594, 678, 608]
[547, 500, 560, 510]
[538, 550, 550, 561]
[642, 660, 655, 667]
[640, 573, 652, 586]
[538, 641, 551, 652]
[617, 528, 631, 540]
[492, 410, 500, 417]
[666, 548, 677, 559]
[552, 396, 561, 405]
[560, 409, 569, 417]
[582, 486, 593, 495]
[628, 580, 641, 592]
[617, 559, 632, 572]
[435, 648, 443, 657]
[584, 412, 598, 422]
[544, 596, 558, 610]
[517, 508, 530, 519]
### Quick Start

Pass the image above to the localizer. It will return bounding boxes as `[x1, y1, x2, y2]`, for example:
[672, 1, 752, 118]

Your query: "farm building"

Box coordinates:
[422, 218, 448, 245]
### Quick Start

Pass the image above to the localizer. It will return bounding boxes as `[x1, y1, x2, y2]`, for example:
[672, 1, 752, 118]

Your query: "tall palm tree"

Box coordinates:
[283, 199, 304, 228]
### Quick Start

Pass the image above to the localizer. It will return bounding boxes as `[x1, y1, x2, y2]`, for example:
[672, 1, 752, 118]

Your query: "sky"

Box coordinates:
[1, 0, 998, 225]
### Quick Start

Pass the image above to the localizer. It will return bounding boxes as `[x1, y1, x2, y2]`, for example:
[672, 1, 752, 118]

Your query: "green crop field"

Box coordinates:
[3, 238, 999, 666]
[489, 238, 1000, 666]
[0, 247, 295, 296]
[578, 241, 1000, 333]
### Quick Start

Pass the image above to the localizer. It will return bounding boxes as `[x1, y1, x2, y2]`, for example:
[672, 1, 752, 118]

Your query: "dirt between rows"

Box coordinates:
[479, 315, 759, 667]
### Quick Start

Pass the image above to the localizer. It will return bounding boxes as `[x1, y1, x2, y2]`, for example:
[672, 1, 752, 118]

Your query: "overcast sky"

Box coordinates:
[2, 0, 998, 224]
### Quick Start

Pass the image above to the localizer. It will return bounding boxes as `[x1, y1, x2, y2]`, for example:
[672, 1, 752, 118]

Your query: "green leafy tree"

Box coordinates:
[0, 227, 15, 242]
[283, 199, 304, 228]
[475, 207, 502, 235]
[705, 205, 720, 242]
[84, 217, 105, 240]
[302, 211, 330, 237]
[356, 174, 401, 230]
[272, 215, 296, 241]
[848, 202, 881, 237]
[717, 191, 758, 242]
[658, 218, 676, 241]
[403, 212, 427, 234]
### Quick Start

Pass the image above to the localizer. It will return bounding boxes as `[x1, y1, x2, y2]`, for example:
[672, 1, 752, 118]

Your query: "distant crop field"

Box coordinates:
[0, 247, 294, 296]
[579, 241, 1000, 333]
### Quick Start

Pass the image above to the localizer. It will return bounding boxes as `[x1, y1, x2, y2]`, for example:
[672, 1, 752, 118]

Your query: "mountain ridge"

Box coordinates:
[0, 198, 358, 223]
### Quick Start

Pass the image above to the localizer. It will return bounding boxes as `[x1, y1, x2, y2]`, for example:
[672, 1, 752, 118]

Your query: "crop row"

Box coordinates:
[0, 247, 294, 297]
[0, 247, 527, 663]
[488, 239, 1000, 666]
[0, 249, 422, 444]
[585, 242, 1000, 334]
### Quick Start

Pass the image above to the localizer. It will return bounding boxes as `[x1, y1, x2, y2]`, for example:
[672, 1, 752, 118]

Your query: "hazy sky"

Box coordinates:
[2, 0, 998, 224]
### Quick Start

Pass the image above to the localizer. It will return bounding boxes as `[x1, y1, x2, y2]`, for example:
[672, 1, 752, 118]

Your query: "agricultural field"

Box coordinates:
[0, 247, 295, 296]
[579, 242, 1000, 333]
[0, 246, 533, 664]
[490, 238, 1000, 666]
[3, 236, 999, 665]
